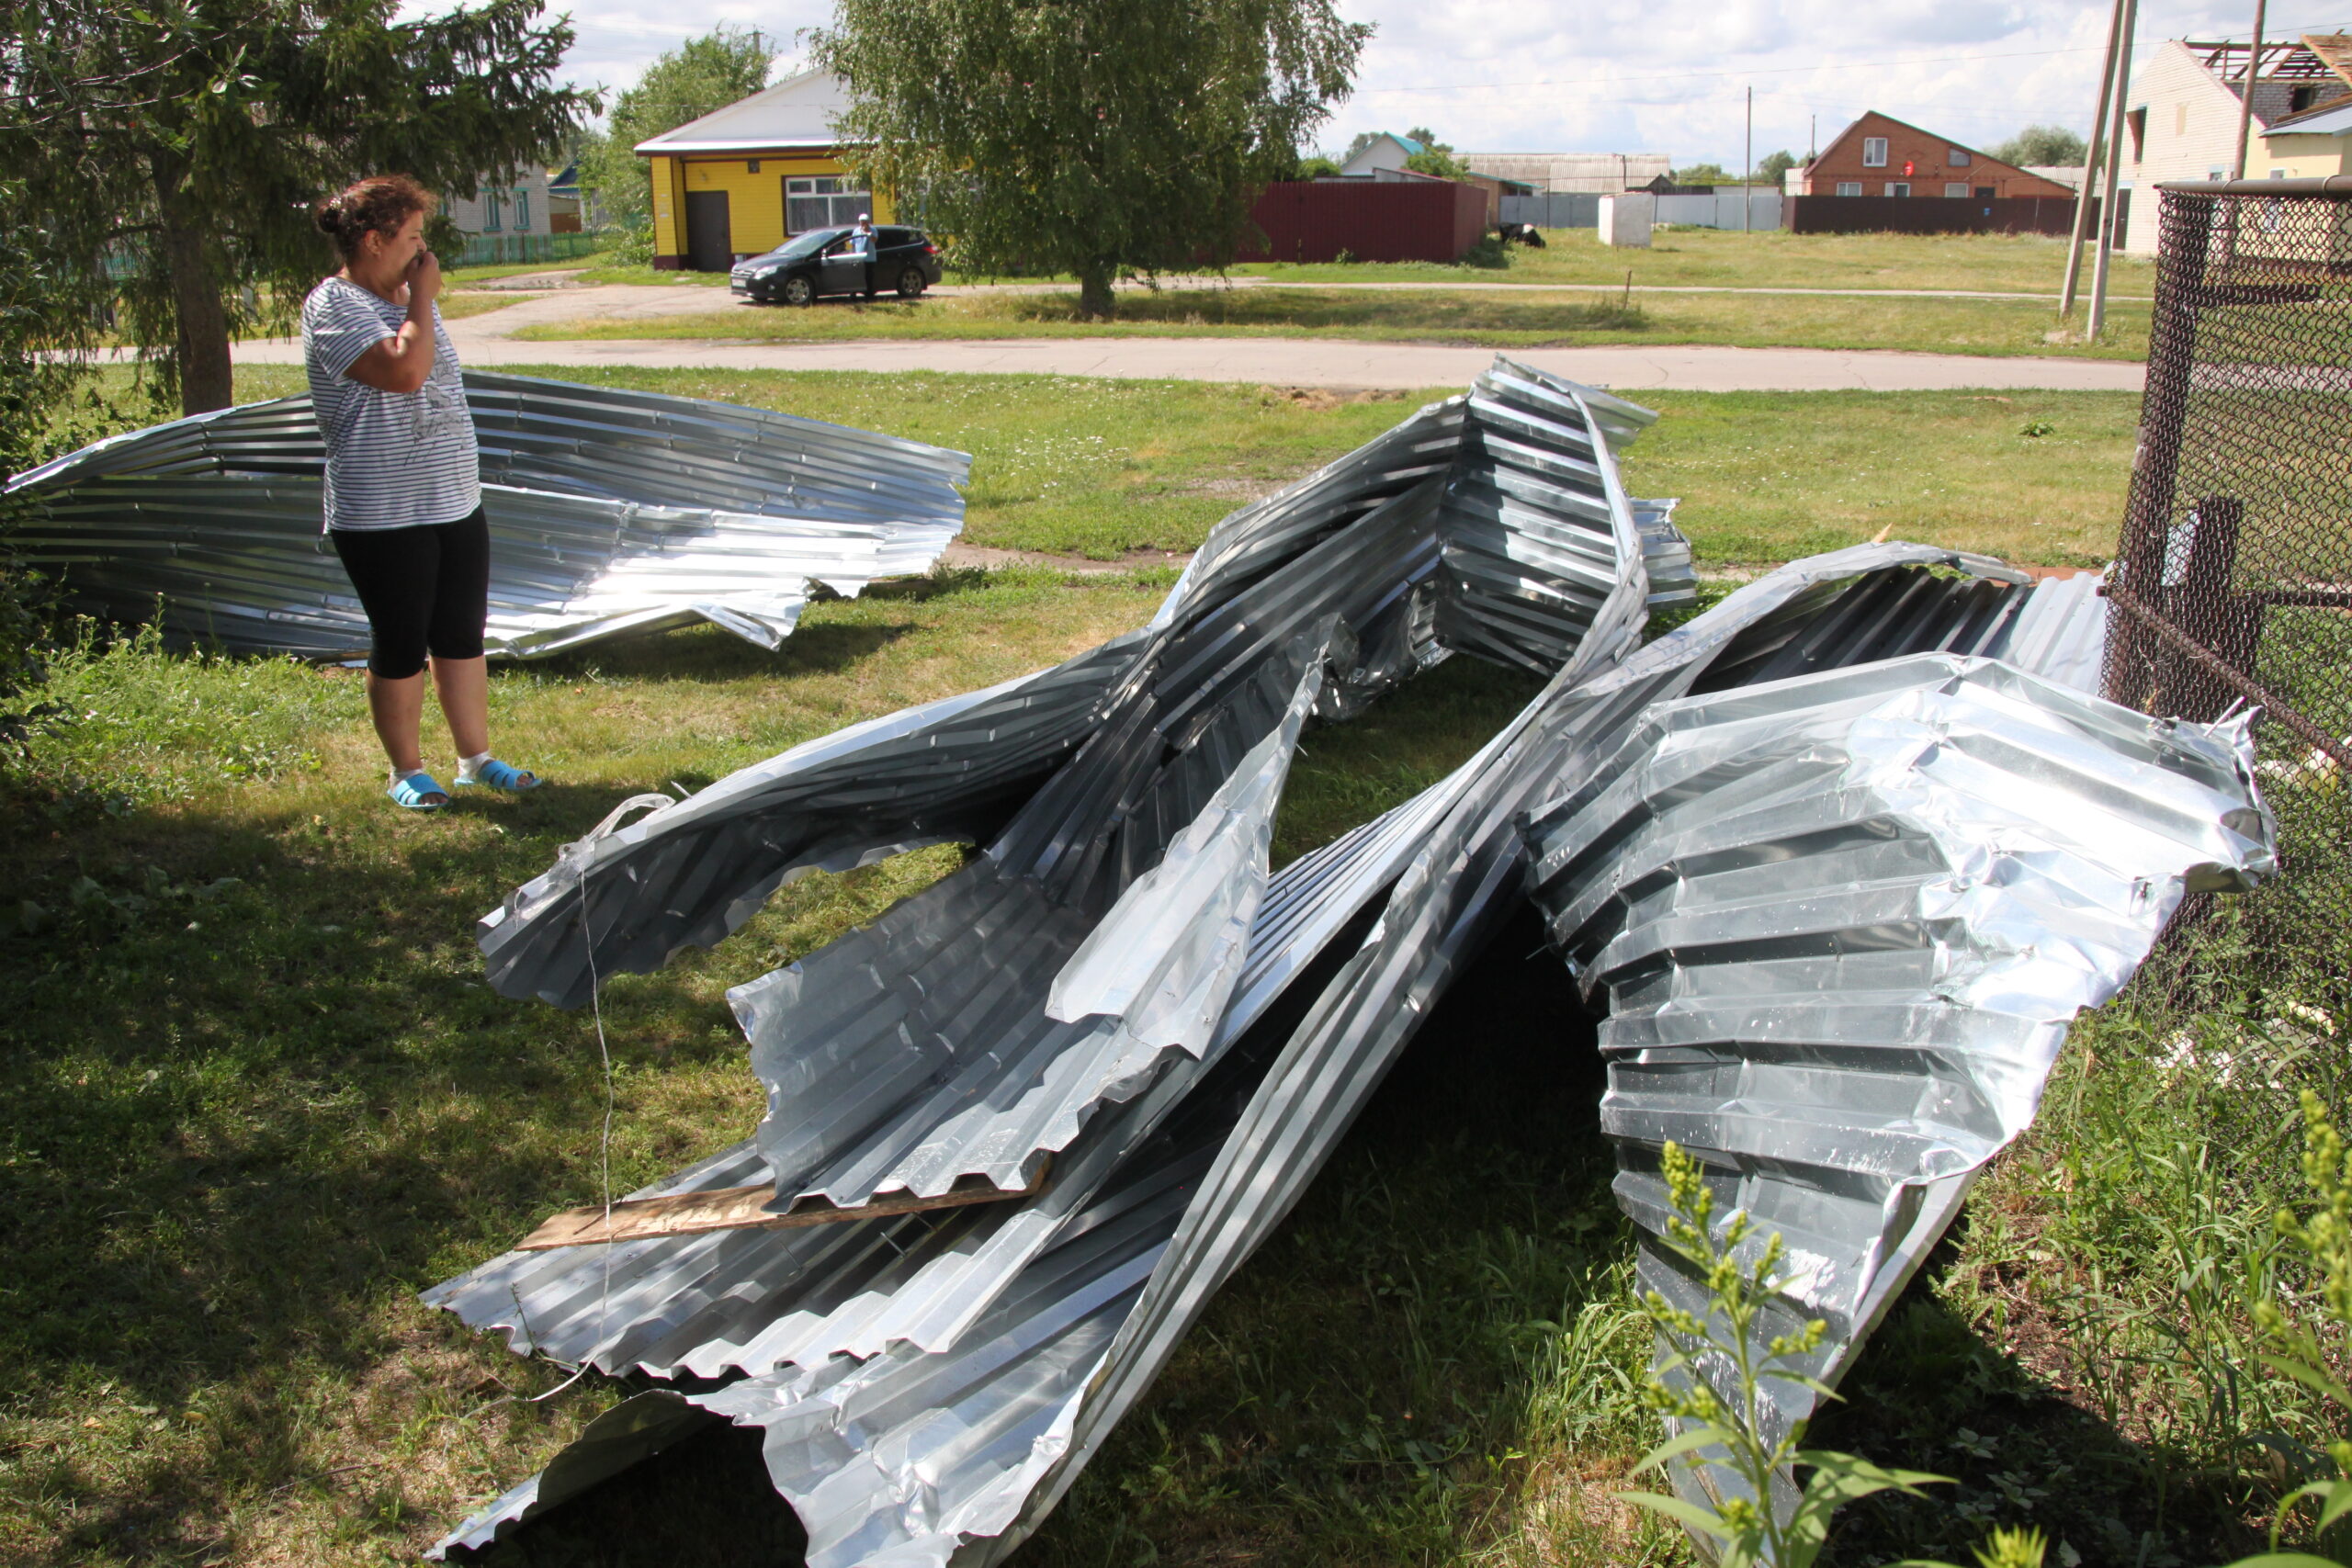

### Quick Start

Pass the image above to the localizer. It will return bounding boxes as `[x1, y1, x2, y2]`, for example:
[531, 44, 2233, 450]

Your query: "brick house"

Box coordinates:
[1794, 112, 2075, 201]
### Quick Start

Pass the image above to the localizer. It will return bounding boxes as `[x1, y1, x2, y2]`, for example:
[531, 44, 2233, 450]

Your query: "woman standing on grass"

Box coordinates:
[304, 174, 540, 810]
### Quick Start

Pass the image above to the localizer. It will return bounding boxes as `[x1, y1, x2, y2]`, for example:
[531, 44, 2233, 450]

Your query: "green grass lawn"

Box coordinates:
[505, 285, 2151, 361]
[1235, 226, 2158, 297]
[14, 362, 2320, 1567]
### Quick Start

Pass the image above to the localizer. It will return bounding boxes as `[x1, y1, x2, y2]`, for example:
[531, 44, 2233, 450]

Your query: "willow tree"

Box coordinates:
[0, 0, 591, 415]
[810, 0, 1369, 319]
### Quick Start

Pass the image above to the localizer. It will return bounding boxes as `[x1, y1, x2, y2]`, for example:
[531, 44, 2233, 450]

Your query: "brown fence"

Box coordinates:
[1785, 193, 2094, 238]
[2103, 178, 2352, 953]
[1239, 180, 1488, 265]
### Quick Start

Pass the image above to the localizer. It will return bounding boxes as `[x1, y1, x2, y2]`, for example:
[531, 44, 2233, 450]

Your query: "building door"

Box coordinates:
[684, 190, 732, 271]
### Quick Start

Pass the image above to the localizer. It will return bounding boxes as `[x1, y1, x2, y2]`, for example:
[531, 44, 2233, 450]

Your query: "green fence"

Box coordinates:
[451, 232, 605, 268]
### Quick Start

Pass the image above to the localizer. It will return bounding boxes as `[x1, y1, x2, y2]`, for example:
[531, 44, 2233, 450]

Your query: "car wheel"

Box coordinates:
[782, 274, 815, 308]
[896, 265, 927, 299]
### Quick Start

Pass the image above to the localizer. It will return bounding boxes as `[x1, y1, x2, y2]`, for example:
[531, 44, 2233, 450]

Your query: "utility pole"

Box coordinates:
[2088, 0, 2141, 340]
[1745, 84, 1753, 232]
[2232, 0, 2269, 180]
[2062, 0, 2128, 318]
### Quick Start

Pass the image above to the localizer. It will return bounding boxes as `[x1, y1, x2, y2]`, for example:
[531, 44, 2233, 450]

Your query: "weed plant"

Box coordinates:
[1811, 911, 2352, 1566]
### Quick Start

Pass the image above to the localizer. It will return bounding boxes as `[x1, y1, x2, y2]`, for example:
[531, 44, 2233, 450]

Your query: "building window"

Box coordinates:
[1976, 186, 1995, 198]
[2291, 85, 2321, 111]
[1949, 147, 1971, 166]
[785, 175, 874, 233]
[2176, 103, 2190, 137]
[1945, 182, 1970, 197]
[483, 190, 503, 231]
[1886, 181, 1911, 197]
[2273, 167, 2290, 178]
[1836, 181, 1863, 197]
[1862, 137, 1888, 167]
[748, 159, 762, 173]
[513, 188, 531, 231]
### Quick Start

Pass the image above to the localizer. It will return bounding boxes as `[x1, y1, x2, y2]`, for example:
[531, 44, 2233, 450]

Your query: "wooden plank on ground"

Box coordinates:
[514, 1161, 1053, 1251]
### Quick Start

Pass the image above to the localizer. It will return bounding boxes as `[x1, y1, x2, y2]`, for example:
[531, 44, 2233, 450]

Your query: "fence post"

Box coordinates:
[2108, 190, 2215, 711]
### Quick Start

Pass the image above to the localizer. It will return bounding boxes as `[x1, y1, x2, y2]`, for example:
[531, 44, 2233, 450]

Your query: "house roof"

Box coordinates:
[1803, 110, 2052, 187]
[2267, 92, 2352, 134]
[635, 69, 851, 155]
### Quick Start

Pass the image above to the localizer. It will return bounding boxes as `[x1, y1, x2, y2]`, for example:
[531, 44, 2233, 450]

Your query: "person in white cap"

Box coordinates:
[849, 212, 877, 299]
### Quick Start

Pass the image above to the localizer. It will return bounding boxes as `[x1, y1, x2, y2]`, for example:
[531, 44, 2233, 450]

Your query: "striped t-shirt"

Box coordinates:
[300, 276, 481, 531]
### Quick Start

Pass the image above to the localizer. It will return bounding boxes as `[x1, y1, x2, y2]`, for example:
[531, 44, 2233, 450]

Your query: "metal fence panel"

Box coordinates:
[1655, 192, 1783, 230]
[2103, 182, 2352, 947]
[1499, 192, 1600, 230]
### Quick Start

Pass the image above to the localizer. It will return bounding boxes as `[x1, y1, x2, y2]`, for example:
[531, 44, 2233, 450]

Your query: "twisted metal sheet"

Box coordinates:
[427, 357, 1668, 1559]
[419, 373, 2224, 1568]
[3, 372, 969, 660]
[1524, 652, 2270, 1520]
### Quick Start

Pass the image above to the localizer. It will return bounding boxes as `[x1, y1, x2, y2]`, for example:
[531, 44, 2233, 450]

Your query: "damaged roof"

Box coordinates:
[420, 357, 2269, 1565]
[3, 372, 968, 660]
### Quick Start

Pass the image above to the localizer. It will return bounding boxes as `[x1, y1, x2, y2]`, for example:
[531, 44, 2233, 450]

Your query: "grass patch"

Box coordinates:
[434, 292, 531, 321]
[1616, 389, 2140, 568]
[1235, 226, 2158, 297]
[513, 286, 2151, 361]
[569, 265, 729, 288]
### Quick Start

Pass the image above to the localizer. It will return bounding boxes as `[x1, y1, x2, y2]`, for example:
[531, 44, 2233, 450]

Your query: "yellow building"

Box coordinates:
[2257, 88, 2352, 179]
[638, 70, 894, 270]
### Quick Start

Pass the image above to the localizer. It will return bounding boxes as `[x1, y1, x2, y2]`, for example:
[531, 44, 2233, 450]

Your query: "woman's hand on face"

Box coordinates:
[405, 247, 442, 309]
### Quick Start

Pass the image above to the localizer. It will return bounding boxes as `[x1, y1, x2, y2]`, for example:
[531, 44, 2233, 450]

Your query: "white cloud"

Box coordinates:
[416, 0, 2340, 165]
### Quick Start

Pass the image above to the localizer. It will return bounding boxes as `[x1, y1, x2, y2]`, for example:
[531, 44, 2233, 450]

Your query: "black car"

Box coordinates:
[729, 225, 944, 305]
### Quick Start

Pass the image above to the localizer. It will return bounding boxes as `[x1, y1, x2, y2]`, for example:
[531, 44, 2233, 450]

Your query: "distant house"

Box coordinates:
[1460, 152, 1673, 193]
[1795, 113, 2075, 201]
[545, 162, 584, 234]
[635, 70, 895, 271]
[1339, 132, 1428, 176]
[445, 166, 560, 239]
[2121, 36, 2352, 254]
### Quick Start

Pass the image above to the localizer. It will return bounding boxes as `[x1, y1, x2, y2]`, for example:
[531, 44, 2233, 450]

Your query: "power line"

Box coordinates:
[1354, 42, 2115, 96]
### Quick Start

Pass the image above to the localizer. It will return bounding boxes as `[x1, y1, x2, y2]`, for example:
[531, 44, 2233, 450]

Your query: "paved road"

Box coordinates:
[233, 323, 2146, 392]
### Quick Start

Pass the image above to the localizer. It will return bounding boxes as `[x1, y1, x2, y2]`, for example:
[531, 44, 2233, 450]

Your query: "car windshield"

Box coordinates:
[771, 229, 842, 261]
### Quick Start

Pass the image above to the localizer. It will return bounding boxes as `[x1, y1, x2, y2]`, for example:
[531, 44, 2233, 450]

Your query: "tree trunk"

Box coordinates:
[150, 153, 234, 415]
[1077, 263, 1116, 321]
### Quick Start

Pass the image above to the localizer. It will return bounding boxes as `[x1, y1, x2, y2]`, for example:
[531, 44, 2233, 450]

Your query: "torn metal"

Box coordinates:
[2, 372, 968, 659]
[424, 362, 2268, 1567]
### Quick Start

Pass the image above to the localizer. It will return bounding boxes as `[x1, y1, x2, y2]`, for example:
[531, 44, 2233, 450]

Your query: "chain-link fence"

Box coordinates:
[2104, 179, 2352, 957]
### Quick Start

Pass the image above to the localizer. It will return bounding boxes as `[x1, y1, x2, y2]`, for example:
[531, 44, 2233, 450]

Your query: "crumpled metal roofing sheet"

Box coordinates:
[428, 545, 2132, 1568]
[1523, 651, 2271, 1503]
[423, 374, 2250, 1568]
[427, 356, 1667, 1558]
[2, 371, 968, 659]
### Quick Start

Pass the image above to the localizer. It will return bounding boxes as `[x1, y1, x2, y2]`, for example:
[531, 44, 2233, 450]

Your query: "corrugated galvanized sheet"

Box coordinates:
[2, 372, 968, 659]
[1524, 652, 2270, 1518]
[428, 356, 1668, 1558]
[430, 545, 2167, 1568]
[420, 373, 2250, 1568]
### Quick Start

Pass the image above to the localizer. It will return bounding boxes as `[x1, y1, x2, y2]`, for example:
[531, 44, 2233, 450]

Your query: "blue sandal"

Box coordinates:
[389, 771, 450, 810]
[454, 758, 543, 793]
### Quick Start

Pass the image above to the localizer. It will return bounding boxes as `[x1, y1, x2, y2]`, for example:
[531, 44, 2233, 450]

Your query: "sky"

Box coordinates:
[465, 0, 2352, 167]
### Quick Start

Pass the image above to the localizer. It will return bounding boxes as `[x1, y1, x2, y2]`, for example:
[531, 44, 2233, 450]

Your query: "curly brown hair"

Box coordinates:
[313, 175, 435, 264]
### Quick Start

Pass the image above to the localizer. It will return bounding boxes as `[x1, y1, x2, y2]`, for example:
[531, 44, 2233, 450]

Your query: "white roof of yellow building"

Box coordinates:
[634, 69, 852, 155]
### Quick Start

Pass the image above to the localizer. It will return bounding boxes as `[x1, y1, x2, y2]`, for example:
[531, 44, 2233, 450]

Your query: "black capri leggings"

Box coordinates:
[330, 507, 491, 679]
